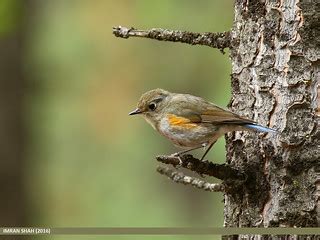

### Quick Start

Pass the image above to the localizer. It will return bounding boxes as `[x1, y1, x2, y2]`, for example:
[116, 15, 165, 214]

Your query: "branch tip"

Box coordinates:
[156, 166, 224, 192]
[112, 26, 135, 38]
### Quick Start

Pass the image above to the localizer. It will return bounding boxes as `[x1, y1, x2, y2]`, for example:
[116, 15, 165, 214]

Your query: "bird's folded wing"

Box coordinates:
[172, 107, 254, 125]
[200, 106, 255, 125]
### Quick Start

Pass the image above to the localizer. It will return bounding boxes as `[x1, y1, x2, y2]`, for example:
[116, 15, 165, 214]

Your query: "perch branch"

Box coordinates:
[157, 166, 224, 192]
[112, 26, 231, 53]
[156, 154, 246, 182]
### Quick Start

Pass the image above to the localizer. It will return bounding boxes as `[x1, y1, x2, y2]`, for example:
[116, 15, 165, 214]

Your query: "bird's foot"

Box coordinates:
[170, 152, 183, 167]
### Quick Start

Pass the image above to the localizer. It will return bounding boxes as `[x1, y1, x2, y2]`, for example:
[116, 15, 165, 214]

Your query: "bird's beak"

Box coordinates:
[129, 108, 142, 115]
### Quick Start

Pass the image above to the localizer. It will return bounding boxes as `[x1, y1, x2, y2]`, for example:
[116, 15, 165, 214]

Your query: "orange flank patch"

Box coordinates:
[167, 114, 198, 129]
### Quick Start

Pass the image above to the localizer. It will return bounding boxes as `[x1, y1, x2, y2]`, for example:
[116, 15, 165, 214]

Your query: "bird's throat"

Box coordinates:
[142, 115, 157, 130]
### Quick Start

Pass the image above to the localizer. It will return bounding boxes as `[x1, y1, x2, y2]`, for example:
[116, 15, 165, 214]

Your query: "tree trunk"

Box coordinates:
[225, 0, 320, 236]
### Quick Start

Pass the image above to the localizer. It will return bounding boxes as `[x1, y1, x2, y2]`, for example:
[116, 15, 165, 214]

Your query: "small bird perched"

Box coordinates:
[129, 89, 277, 160]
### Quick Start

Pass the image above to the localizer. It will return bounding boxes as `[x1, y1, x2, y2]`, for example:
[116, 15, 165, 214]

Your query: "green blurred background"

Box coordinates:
[0, 0, 233, 239]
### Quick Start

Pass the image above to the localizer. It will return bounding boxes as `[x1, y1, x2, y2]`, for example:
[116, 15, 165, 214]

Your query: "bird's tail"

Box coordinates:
[243, 123, 278, 133]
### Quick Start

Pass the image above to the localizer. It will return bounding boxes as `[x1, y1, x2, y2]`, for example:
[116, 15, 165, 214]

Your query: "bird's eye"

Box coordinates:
[148, 102, 157, 111]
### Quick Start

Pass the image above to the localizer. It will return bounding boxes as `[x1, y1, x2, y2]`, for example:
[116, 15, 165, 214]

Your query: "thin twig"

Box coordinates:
[156, 154, 246, 182]
[112, 26, 231, 53]
[157, 166, 224, 192]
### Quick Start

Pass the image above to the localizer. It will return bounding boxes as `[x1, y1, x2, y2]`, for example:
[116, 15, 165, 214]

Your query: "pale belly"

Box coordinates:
[158, 117, 221, 148]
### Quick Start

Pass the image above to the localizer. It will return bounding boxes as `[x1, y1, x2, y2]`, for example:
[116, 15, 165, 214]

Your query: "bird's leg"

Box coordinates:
[200, 140, 216, 161]
[171, 145, 204, 165]
[171, 145, 204, 157]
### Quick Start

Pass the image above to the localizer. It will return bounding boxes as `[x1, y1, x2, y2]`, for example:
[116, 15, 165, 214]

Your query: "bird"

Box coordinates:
[129, 88, 277, 160]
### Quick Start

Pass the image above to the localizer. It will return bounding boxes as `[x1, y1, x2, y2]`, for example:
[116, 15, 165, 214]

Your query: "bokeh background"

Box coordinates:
[0, 0, 233, 239]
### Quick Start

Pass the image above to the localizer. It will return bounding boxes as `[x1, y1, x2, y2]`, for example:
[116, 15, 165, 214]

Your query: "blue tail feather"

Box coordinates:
[243, 123, 278, 133]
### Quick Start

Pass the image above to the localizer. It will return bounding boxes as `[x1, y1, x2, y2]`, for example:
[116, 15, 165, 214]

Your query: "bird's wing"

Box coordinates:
[200, 105, 255, 125]
[168, 107, 254, 126]
[167, 104, 277, 134]
[168, 94, 255, 125]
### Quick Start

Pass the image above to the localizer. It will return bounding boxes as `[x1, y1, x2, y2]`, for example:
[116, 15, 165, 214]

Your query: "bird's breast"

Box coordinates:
[157, 114, 218, 148]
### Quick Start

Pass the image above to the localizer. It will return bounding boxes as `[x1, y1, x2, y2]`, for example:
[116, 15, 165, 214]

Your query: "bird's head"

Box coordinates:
[129, 88, 171, 128]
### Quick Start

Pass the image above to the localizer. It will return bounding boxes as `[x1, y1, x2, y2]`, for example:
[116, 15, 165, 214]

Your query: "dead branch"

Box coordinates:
[112, 26, 231, 53]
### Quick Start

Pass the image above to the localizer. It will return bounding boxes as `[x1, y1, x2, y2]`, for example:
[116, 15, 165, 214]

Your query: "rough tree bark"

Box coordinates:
[225, 0, 320, 236]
